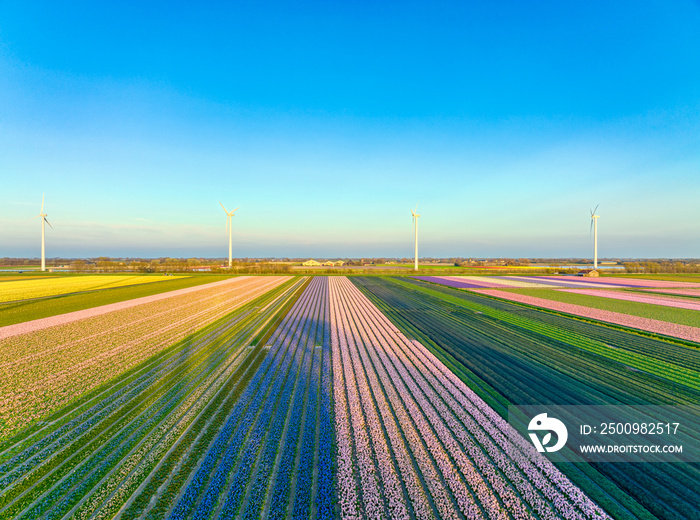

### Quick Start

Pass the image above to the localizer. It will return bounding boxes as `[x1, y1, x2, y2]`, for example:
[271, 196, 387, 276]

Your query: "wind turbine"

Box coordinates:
[32, 194, 53, 272]
[590, 205, 600, 270]
[411, 204, 420, 271]
[220, 202, 239, 268]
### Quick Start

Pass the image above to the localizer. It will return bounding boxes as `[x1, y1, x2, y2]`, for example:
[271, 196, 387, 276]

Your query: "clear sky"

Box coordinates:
[1, 1, 699, 259]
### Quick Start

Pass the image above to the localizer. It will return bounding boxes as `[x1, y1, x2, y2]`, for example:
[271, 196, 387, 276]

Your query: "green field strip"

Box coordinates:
[503, 288, 700, 328]
[628, 288, 700, 300]
[352, 276, 700, 520]
[0, 275, 233, 327]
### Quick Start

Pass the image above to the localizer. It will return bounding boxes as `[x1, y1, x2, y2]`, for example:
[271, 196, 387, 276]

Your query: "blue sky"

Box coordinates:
[1, 1, 699, 258]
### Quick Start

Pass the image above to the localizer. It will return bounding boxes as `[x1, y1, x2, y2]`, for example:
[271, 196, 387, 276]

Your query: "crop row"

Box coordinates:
[642, 288, 700, 297]
[0, 276, 290, 436]
[0, 276, 302, 520]
[354, 276, 700, 520]
[330, 276, 607, 519]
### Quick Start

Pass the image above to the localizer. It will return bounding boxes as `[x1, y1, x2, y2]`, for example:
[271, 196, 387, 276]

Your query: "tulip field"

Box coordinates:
[355, 276, 700, 520]
[329, 277, 605, 519]
[1, 273, 698, 518]
[0, 276, 292, 436]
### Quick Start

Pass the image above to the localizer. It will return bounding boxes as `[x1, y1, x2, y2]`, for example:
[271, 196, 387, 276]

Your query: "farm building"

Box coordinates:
[302, 259, 322, 266]
[577, 269, 599, 277]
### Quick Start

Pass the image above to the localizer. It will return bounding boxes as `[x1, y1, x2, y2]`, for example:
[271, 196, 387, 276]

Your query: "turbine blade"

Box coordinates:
[594, 204, 599, 214]
[590, 218, 593, 235]
[231, 207, 240, 215]
[41, 193, 45, 213]
[44, 217, 53, 229]
[220, 201, 228, 213]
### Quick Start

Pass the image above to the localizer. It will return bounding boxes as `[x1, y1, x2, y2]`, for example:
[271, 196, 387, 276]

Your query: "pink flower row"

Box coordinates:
[471, 289, 700, 343]
[559, 289, 700, 311]
[640, 288, 700, 297]
[539, 276, 700, 288]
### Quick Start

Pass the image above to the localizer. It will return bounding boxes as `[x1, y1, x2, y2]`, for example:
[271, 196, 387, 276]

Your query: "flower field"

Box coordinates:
[0, 276, 290, 436]
[329, 277, 605, 519]
[0, 276, 305, 520]
[3, 274, 698, 519]
[354, 276, 700, 520]
[0, 276, 185, 304]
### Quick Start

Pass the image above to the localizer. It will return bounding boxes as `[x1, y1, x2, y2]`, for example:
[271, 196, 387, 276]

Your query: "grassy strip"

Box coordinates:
[0, 275, 232, 327]
[501, 288, 700, 328]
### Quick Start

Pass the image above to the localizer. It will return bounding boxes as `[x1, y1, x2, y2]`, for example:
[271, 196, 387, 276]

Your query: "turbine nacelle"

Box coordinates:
[411, 204, 420, 219]
[589, 204, 600, 235]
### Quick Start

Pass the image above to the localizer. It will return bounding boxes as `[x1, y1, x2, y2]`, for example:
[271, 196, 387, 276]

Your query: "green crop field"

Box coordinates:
[353, 276, 700, 520]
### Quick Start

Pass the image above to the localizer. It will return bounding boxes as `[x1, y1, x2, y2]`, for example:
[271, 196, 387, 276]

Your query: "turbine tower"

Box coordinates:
[411, 204, 420, 271]
[590, 205, 600, 270]
[220, 202, 239, 268]
[32, 194, 53, 272]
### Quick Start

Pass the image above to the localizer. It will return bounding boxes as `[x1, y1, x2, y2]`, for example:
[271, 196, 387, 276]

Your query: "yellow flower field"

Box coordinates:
[0, 275, 187, 303]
